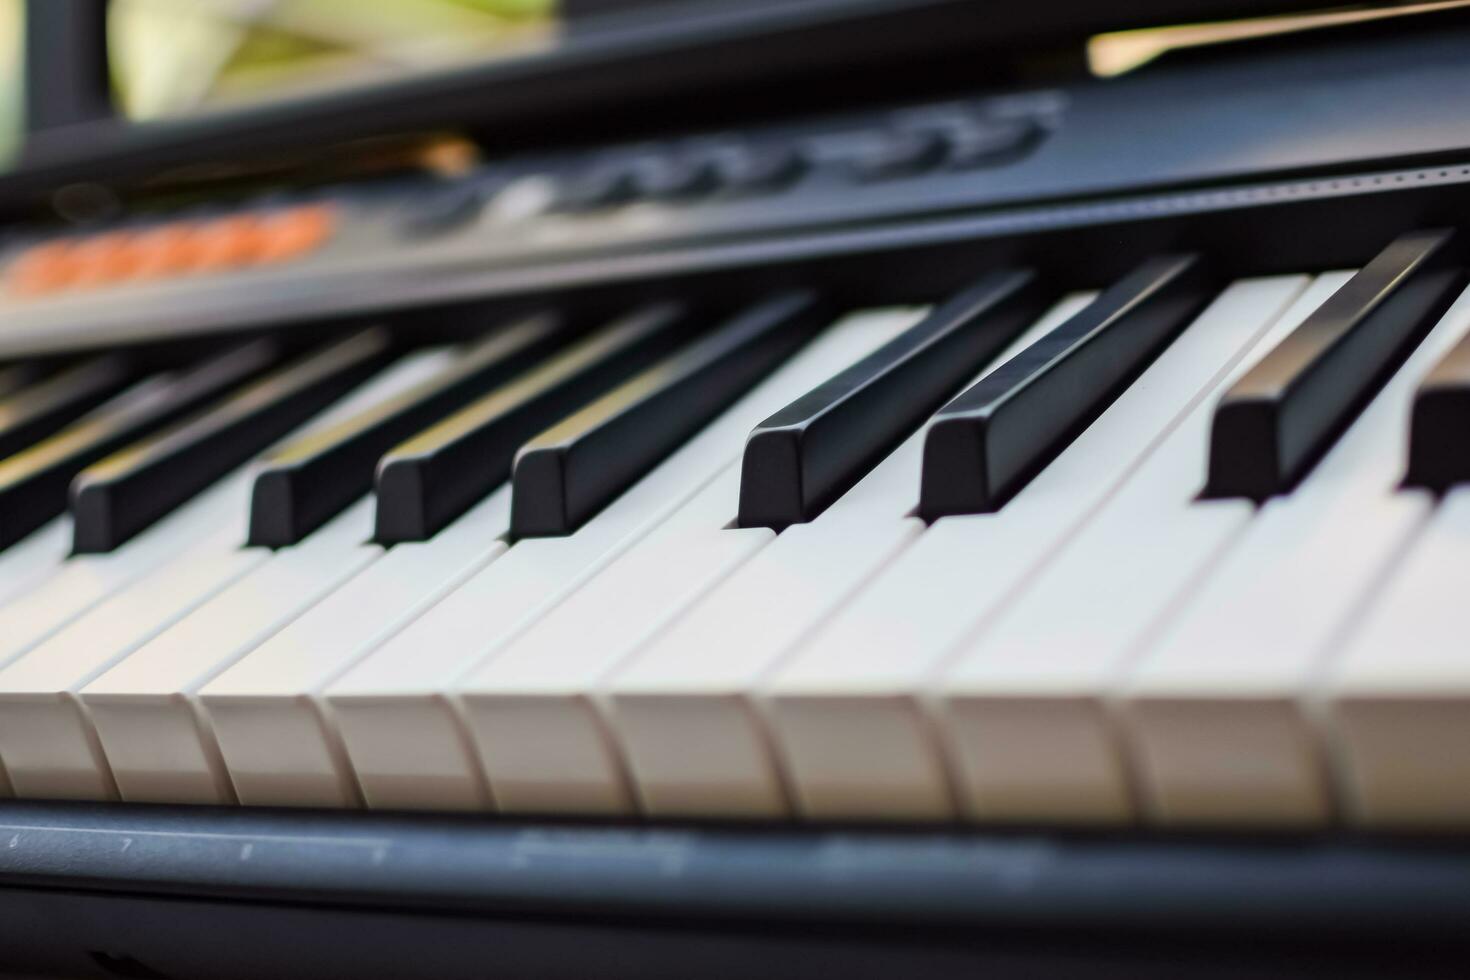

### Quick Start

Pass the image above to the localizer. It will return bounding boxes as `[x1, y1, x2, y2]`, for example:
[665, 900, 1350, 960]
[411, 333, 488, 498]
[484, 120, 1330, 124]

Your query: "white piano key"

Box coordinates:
[1323, 487, 1470, 826]
[84, 498, 378, 806]
[1120, 285, 1470, 827]
[0, 465, 257, 676]
[0, 519, 267, 801]
[460, 462, 771, 815]
[934, 274, 1352, 824]
[605, 294, 1097, 818]
[111, 487, 508, 809]
[326, 307, 922, 812]
[763, 274, 1320, 821]
[0, 458, 269, 802]
[0, 516, 72, 611]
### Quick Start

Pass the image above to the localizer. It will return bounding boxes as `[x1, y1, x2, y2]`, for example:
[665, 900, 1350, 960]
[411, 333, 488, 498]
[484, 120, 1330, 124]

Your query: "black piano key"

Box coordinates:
[1406, 330, 1470, 492]
[247, 313, 567, 548]
[376, 302, 692, 544]
[0, 356, 138, 459]
[0, 339, 283, 550]
[737, 269, 1049, 530]
[510, 291, 826, 538]
[918, 255, 1216, 519]
[71, 329, 397, 554]
[0, 362, 50, 400]
[1206, 229, 1467, 500]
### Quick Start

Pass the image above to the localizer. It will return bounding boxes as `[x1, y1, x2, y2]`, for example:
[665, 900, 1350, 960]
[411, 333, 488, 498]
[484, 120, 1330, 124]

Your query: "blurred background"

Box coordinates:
[0, 0, 1455, 172]
[0, 0, 559, 163]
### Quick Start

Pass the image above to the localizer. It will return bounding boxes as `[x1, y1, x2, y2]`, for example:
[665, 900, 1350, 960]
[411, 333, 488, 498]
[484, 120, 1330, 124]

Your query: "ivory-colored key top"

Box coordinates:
[1323, 488, 1470, 827]
[0, 465, 257, 676]
[105, 488, 510, 809]
[85, 499, 379, 806]
[0, 517, 72, 612]
[0, 522, 266, 801]
[459, 463, 771, 814]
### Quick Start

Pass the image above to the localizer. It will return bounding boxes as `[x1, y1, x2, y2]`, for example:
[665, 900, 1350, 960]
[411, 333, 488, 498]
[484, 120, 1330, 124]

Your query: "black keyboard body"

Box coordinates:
[2, 4, 1470, 978]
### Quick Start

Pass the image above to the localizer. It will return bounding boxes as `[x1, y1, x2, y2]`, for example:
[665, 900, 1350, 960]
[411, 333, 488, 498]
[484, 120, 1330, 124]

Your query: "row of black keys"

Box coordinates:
[0, 228, 1465, 559]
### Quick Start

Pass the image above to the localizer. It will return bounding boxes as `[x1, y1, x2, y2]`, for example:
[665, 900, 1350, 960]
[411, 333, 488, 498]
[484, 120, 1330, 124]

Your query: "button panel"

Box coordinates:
[0, 93, 1055, 310]
[845, 129, 951, 183]
[8, 203, 338, 297]
[540, 98, 1051, 220]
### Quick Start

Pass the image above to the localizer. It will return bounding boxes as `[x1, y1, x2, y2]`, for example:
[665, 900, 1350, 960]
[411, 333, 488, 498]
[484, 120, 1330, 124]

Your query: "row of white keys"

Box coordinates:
[461, 462, 774, 814]
[0, 466, 255, 799]
[186, 487, 510, 807]
[33, 350, 458, 805]
[0, 467, 265, 800]
[930, 274, 1352, 823]
[765, 274, 1322, 821]
[322, 308, 926, 811]
[1119, 284, 1470, 826]
[1324, 487, 1470, 826]
[82, 497, 379, 805]
[604, 294, 1097, 818]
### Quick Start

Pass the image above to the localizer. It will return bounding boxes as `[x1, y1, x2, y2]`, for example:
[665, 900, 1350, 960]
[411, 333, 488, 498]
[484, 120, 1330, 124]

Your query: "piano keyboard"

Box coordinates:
[1, 229, 1468, 829]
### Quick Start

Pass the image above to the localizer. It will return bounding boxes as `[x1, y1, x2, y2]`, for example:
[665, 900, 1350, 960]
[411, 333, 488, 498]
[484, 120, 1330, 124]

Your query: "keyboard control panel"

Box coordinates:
[0, 28, 1468, 355]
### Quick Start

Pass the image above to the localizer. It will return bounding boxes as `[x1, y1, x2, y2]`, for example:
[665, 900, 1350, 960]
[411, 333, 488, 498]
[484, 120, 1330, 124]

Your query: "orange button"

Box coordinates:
[7, 201, 339, 297]
[67, 231, 145, 287]
[188, 214, 271, 272]
[8, 239, 81, 295]
[130, 223, 204, 279]
[256, 203, 336, 263]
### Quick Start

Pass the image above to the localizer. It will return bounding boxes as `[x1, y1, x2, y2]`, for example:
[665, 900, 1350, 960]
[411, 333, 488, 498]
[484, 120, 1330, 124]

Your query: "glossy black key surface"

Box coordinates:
[1206, 229, 1467, 500]
[0, 356, 137, 459]
[738, 269, 1049, 530]
[511, 292, 825, 538]
[1406, 328, 1470, 492]
[0, 362, 50, 400]
[918, 255, 1216, 520]
[71, 330, 396, 554]
[0, 340, 282, 550]
[248, 314, 566, 548]
[376, 303, 691, 543]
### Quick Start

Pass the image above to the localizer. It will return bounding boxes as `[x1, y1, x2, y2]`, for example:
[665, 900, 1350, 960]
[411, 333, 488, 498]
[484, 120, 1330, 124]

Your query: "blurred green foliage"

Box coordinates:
[0, 0, 557, 164]
[110, 0, 558, 120]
